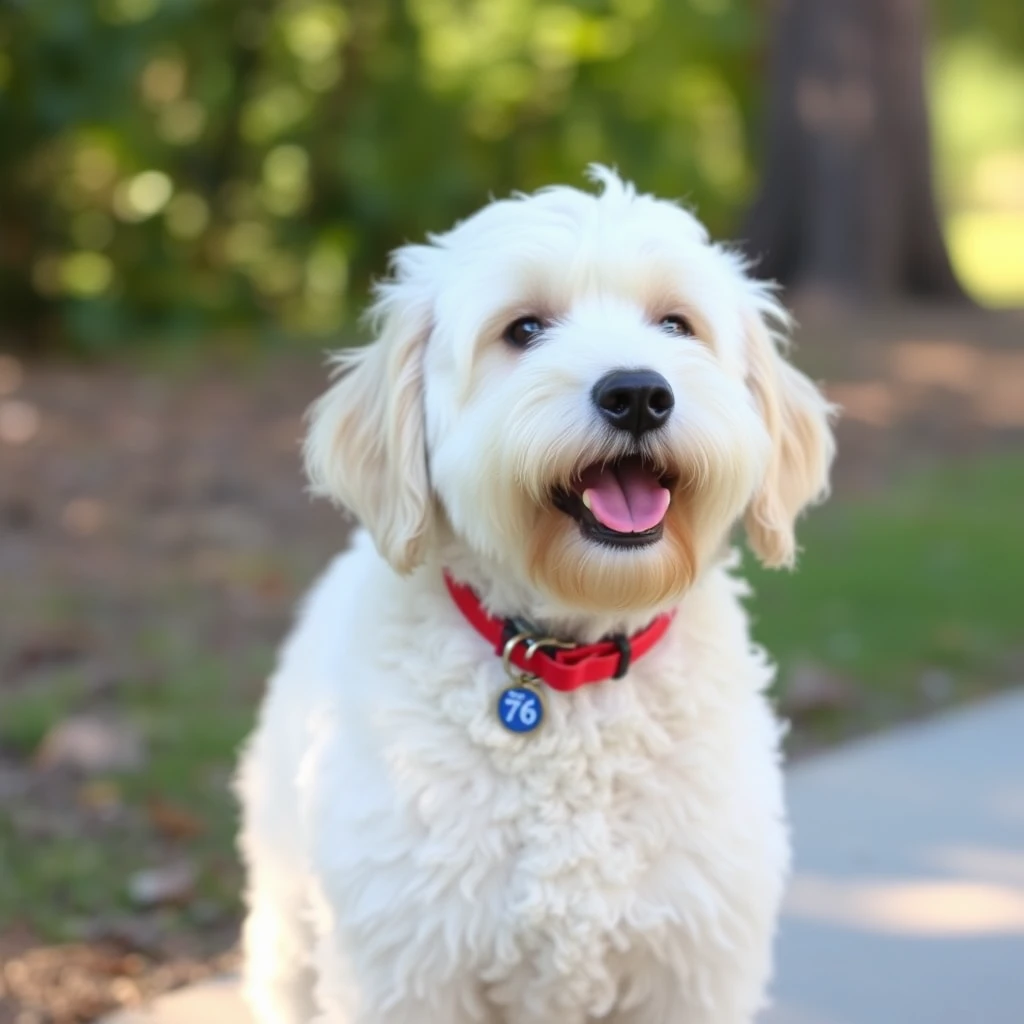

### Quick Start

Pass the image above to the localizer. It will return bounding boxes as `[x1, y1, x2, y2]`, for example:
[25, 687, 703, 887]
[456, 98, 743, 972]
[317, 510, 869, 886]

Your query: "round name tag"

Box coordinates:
[497, 684, 544, 734]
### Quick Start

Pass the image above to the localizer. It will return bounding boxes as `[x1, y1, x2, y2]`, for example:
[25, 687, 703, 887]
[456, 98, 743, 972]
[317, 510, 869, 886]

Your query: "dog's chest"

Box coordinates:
[384, 657, 697, 1015]
[484, 725, 674, 1012]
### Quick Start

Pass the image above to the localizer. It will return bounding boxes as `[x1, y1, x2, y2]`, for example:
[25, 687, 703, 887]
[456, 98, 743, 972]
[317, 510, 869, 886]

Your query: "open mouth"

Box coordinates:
[553, 455, 673, 549]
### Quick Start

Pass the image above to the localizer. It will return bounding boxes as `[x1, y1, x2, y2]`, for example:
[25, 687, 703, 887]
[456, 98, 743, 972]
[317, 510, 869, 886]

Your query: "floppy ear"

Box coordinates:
[743, 295, 836, 568]
[304, 281, 433, 575]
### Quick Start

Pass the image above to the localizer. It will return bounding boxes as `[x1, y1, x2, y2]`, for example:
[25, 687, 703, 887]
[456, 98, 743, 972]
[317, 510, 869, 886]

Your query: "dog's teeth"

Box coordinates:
[581, 491, 593, 511]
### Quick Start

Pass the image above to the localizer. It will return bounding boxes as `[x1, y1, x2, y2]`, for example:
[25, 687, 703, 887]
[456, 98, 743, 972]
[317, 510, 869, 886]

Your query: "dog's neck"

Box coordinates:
[432, 540, 701, 646]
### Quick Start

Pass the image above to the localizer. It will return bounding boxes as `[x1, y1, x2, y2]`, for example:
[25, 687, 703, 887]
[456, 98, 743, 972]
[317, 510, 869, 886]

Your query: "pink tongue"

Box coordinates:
[579, 462, 670, 534]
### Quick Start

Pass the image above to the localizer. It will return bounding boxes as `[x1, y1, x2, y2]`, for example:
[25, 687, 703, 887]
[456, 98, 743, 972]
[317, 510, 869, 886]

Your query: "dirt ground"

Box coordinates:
[2, 304, 1023, 1023]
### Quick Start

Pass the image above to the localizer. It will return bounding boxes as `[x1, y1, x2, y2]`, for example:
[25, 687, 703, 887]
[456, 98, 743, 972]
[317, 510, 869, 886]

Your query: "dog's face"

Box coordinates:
[306, 169, 834, 614]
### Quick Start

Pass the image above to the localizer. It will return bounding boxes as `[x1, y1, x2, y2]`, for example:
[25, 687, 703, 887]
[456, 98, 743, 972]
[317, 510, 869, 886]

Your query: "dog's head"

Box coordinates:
[306, 168, 835, 615]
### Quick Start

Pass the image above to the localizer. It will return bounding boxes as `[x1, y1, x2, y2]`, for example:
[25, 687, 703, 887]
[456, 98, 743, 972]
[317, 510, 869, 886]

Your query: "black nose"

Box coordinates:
[592, 369, 674, 437]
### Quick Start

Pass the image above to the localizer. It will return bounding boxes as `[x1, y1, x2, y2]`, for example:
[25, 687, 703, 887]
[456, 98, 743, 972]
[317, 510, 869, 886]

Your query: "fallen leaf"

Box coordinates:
[252, 568, 291, 600]
[35, 715, 146, 774]
[146, 798, 206, 840]
[0, 398, 40, 445]
[0, 353, 23, 395]
[62, 495, 107, 536]
[128, 862, 196, 907]
[6, 628, 88, 678]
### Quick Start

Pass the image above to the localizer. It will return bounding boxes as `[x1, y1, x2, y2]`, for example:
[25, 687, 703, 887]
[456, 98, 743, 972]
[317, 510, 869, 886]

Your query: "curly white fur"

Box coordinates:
[236, 167, 835, 1024]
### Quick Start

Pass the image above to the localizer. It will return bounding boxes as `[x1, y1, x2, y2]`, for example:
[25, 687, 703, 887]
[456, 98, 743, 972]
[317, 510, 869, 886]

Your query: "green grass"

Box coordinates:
[0, 674, 83, 756]
[2, 454, 1022, 939]
[0, 649, 264, 940]
[747, 455, 1024, 734]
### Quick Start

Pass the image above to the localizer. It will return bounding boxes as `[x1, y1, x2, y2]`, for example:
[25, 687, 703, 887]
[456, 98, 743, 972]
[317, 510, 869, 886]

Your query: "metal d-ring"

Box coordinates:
[502, 630, 576, 685]
[501, 631, 534, 685]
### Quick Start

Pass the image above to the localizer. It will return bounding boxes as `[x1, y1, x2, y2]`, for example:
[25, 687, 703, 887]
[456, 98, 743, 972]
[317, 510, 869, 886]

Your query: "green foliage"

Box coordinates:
[2, 1, 1021, 349]
[0, 0, 762, 350]
[935, 0, 1024, 61]
[930, 33, 1024, 201]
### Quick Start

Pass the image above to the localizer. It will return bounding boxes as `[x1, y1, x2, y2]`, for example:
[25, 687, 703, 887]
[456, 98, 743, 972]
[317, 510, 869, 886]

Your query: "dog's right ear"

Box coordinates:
[304, 267, 434, 575]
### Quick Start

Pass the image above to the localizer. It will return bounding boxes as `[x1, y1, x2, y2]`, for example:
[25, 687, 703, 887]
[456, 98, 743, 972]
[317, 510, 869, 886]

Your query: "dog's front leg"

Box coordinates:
[307, 933, 497, 1024]
[609, 996, 762, 1024]
[241, 886, 318, 1024]
[602, 951, 773, 1024]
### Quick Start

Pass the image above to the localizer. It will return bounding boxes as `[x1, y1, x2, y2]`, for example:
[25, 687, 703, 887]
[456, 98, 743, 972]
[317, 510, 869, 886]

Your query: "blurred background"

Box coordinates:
[1, 1, 1022, 1021]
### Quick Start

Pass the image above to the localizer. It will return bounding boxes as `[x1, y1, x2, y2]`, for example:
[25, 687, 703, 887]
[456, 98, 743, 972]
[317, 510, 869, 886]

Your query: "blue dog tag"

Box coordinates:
[497, 684, 544, 734]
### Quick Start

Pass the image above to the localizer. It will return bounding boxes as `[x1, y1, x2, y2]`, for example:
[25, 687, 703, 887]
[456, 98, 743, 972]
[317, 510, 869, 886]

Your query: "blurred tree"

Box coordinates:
[742, 0, 968, 302]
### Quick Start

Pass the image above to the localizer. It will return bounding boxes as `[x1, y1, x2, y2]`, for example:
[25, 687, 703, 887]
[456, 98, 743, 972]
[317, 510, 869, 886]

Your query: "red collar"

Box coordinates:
[443, 573, 675, 693]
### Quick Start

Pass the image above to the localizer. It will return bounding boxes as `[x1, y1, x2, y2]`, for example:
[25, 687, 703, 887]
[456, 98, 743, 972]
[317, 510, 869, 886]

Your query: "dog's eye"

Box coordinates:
[659, 315, 695, 337]
[504, 316, 546, 349]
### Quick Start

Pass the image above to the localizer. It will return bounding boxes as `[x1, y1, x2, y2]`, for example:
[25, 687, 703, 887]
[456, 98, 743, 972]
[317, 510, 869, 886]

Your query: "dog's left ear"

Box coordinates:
[742, 292, 836, 568]
[304, 272, 434, 575]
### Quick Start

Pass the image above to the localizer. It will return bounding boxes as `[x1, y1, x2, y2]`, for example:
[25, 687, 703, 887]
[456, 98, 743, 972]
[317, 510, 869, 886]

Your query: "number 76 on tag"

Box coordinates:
[497, 685, 545, 734]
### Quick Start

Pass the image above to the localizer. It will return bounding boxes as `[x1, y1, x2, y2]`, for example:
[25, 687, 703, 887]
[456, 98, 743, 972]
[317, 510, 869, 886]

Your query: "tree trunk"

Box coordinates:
[742, 0, 969, 302]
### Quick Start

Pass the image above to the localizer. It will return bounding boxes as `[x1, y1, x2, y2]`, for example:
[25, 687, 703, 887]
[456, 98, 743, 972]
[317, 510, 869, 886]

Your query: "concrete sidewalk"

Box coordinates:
[108, 690, 1024, 1024]
[763, 688, 1024, 1024]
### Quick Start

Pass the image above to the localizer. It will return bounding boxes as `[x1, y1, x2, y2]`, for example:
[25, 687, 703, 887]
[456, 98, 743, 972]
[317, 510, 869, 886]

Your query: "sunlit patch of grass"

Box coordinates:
[748, 455, 1024, 731]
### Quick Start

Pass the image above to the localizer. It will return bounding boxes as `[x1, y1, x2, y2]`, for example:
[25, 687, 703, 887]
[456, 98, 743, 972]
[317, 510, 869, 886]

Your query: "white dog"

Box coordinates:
[236, 167, 835, 1024]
